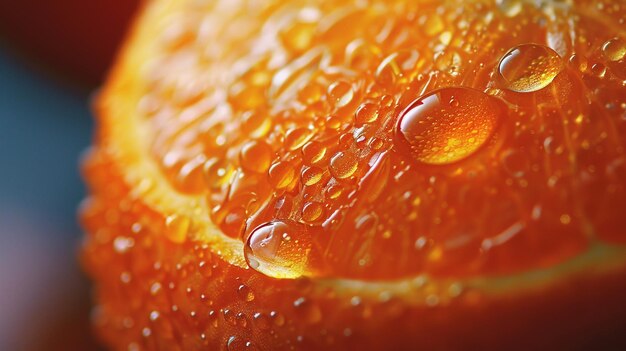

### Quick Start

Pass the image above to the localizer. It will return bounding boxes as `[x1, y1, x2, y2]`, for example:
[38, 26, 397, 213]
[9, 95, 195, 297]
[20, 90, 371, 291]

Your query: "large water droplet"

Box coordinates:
[498, 44, 563, 92]
[395, 87, 504, 165]
[602, 38, 626, 62]
[330, 151, 358, 179]
[244, 220, 313, 279]
[268, 161, 296, 189]
[165, 214, 190, 243]
[240, 140, 273, 173]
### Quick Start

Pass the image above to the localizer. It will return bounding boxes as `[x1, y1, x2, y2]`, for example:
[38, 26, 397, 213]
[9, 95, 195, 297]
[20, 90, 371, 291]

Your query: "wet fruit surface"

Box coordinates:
[82, 0, 626, 349]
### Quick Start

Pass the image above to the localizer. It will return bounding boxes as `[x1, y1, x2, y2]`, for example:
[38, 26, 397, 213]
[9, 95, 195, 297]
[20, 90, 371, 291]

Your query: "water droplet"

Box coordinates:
[150, 282, 162, 295]
[204, 157, 234, 189]
[302, 141, 327, 164]
[240, 140, 273, 173]
[434, 49, 461, 73]
[280, 21, 316, 53]
[113, 236, 134, 253]
[253, 312, 271, 330]
[602, 38, 626, 62]
[285, 128, 314, 151]
[302, 166, 324, 186]
[241, 110, 272, 138]
[226, 335, 241, 351]
[244, 220, 313, 279]
[591, 63, 607, 77]
[302, 202, 325, 222]
[149, 311, 160, 321]
[270, 311, 286, 326]
[355, 102, 379, 124]
[223, 309, 237, 326]
[328, 81, 354, 109]
[498, 44, 563, 92]
[238, 284, 255, 302]
[326, 184, 343, 200]
[236, 312, 248, 327]
[395, 87, 504, 165]
[568, 54, 588, 72]
[165, 214, 190, 243]
[208, 310, 219, 328]
[269, 161, 296, 189]
[330, 151, 358, 179]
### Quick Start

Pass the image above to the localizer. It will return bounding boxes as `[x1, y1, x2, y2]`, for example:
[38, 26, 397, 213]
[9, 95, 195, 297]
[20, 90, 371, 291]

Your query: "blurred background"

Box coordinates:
[0, 1, 139, 349]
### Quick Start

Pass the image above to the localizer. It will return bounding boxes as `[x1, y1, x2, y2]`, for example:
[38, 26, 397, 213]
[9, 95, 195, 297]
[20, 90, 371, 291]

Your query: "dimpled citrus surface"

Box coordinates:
[81, 0, 626, 349]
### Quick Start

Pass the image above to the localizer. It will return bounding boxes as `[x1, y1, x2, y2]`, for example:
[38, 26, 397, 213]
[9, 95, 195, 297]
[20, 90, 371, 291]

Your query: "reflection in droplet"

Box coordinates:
[395, 87, 504, 165]
[498, 44, 563, 92]
[244, 220, 314, 279]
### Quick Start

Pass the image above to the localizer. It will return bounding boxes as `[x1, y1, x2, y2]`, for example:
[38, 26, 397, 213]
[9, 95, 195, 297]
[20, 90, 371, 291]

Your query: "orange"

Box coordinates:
[80, 0, 626, 349]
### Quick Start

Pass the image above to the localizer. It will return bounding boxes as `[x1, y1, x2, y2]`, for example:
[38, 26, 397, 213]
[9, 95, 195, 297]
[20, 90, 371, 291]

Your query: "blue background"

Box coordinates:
[0, 47, 99, 350]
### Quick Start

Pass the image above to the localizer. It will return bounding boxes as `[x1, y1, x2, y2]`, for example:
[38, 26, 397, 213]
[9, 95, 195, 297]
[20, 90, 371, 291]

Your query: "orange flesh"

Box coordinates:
[131, 0, 626, 280]
[81, 0, 626, 349]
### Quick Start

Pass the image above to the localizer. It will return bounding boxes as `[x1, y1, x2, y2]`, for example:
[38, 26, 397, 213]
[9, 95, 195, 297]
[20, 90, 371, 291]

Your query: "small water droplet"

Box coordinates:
[355, 102, 379, 124]
[244, 220, 314, 279]
[302, 141, 327, 164]
[325, 184, 344, 200]
[328, 81, 354, 109]
[223, 309, 237, 326]
[434, 49, 461, 73]
[253, 312, 271, 330]
[591, 63, 607, 77]
[238, 284, 255, 302]
[498, 44, 563, 92]
[302, 202, 325, 222]
[280, 21, 316, 53]
[149, 311, 160, 321]
[204, 157, 234, 189]
[568, 54, 588, 72]
[269, 161, 296, 189]
[165, 214, 190, 243]
[113, 236, 134, 253]
[270, 311, 286, 326]
[241, 110, 272, 138]
[301, 166, 324, 186]
[284, 128, 314, 151]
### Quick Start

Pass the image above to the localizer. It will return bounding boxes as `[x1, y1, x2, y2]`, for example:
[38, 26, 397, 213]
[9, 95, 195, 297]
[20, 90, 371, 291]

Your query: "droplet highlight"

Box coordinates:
[395, 87, 504, 165]
[498, 44, 563, 92]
